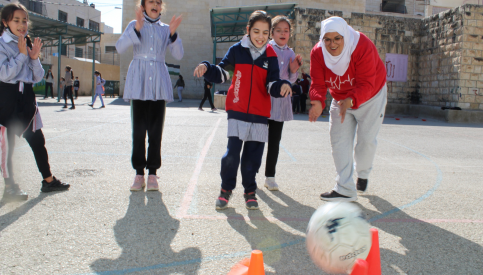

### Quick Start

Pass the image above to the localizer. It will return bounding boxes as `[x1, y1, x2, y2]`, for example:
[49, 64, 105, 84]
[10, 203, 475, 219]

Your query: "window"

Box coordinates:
[89, 20, 99, 31]
[75, 47, 83, 58]
[76, 17, 84, 27]
[381, 0, 407, 14]
[61, 45, 67, 56]
[58, 10, 67, 22]
[105, 46, 117, 53]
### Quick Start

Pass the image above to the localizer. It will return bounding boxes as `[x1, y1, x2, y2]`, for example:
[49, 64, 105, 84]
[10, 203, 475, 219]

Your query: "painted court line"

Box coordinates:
[177, 118, 222, 218]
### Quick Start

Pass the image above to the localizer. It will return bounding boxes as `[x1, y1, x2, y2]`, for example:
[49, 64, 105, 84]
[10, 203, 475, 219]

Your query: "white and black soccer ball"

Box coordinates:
[306, 202, 371, 274]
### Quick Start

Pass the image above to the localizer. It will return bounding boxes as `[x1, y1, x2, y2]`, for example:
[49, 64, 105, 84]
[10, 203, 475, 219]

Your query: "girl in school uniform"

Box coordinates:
[88, 70, 106, 108]
[116, 0, 183, 191]
[194, 10, 292, 210]
[62, 65, 75, 109]
[44, 69, 54, 99]
[264, 15, 302, 191]
[0, 3, 70, 201]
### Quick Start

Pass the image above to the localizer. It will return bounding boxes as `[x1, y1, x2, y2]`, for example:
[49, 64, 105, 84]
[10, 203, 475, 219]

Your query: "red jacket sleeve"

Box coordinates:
[309, 44, 328, 109]
[345, 39, 377, 109]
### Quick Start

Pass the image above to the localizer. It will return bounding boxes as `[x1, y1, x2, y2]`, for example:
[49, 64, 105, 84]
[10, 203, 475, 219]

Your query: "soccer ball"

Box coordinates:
[306, 202, 371, 274]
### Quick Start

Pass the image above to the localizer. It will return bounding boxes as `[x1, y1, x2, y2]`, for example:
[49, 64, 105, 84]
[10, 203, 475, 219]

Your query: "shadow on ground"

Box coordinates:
[358, 195, 483, 274]
[90, 192, 201, 274]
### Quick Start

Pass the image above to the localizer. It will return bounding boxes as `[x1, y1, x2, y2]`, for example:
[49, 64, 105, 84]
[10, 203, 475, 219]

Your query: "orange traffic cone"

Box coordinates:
[227, 250, 265, 275]
[350, 259, 368, 275]
[366, 228, 382, 275]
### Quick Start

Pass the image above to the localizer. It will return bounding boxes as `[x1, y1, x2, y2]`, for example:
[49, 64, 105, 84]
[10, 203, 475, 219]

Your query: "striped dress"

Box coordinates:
[116, 19, 184, 102]
[268, 40, 298, 122]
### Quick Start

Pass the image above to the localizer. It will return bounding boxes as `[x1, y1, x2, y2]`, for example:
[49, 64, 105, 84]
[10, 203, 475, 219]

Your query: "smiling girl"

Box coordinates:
[194, 10, 292, 210]
[0, 4, 70, 201]
[116, 0, 183, 191]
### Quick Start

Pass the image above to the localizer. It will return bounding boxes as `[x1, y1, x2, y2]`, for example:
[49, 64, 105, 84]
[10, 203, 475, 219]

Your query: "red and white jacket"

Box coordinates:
[309, 33, 386, 109]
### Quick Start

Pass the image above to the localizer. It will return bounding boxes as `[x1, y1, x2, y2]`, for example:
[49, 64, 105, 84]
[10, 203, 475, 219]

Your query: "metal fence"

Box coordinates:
[40, 46, 120, 66]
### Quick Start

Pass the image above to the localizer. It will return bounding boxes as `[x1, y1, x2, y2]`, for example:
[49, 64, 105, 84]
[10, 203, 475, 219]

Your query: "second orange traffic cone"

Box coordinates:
[366, 228, 382, 275]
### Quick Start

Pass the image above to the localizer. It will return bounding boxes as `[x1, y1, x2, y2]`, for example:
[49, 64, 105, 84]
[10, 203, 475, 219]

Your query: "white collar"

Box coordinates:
[269, 40, 288, 50]
[241, 35, 267, 53]
[2, 31, 14, 43]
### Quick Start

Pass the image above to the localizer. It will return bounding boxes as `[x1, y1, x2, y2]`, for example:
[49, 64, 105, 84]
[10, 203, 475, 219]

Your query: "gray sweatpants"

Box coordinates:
[329, 84, 387, 197]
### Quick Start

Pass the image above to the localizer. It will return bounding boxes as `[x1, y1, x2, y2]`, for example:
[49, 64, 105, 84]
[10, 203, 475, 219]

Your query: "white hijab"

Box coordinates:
[320, 17, 360, 76]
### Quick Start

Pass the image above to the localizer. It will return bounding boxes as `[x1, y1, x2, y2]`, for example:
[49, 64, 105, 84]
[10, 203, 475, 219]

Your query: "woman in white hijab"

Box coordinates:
[309, 17, 387, 202]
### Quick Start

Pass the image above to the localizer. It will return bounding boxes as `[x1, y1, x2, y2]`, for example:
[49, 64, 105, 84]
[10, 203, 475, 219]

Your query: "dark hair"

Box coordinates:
[138, 0, 166, 14]
[179, 75, 183, 80]
[0, 4, 32, 48]
[66, 65, 74, 79]
[247, 10, 272, 34]
[271, 15, 293, 35]
[61, 77, 65, 81]
[45, 69, 54, 79]
[94, 70, 102, 79]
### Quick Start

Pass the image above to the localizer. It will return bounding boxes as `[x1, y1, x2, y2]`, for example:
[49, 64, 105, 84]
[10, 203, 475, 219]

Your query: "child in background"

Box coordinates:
[194, 10, 292, 210]
[62, 65, 75, 109]
[44, 69, 54, 99]
[88, 71, 106, 108]
[60, 77, 65, 99]
[116, 0, 183, 191]
[73, 76, 80, 99]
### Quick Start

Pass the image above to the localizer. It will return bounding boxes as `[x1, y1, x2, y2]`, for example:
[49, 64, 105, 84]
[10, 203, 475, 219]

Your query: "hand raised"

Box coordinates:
[135, 6, 144, 32]
[289, 54, 302, 73]
[27, 37, 43, 60]
[169, 15, 183, 36]
[18, 38, 27, 56]
[280, 83, 292, 98]
[193, 64, 207, 78]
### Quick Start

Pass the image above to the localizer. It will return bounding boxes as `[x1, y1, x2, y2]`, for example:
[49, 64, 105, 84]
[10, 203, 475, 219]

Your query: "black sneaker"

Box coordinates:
[244, 191, 259, 210]
[357, 178, 368, 193]
[216, 189, 232, 210]
[320, 190, 356, 202]
[69, 106, 75, 110]
[3, 184, 28, 201]
[88, 104, 93, 107]
[100, 105, 105, 108]
[62, 105, 68, 108]
[41, 177, 70, 193]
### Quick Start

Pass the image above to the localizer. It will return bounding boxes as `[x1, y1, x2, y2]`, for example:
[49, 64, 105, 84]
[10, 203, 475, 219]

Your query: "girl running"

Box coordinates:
[116, 0, 183, 191]
[0, 3, 70, 201]
[194, 10, 292, 210]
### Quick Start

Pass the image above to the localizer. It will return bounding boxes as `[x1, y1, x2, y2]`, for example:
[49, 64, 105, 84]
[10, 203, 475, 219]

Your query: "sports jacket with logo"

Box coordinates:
[202, 39, 291, 124]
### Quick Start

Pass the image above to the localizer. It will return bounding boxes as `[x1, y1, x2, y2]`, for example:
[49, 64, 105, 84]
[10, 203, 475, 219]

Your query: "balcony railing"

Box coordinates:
[19, 0, 47, 16]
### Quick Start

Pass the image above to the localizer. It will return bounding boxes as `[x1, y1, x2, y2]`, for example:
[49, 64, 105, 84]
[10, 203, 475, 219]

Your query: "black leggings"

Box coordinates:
[131, 100, 166, 175]
[199, 89, 215, 109]
[44, 82, 53, 98]
[64, 86, 74, 107]
[4, 127, 51, 185]
[265, 120, 284, 177]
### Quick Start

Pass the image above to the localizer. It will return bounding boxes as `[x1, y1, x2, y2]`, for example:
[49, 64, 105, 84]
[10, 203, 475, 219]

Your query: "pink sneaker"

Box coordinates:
[146, 175, 159, 191]
[130, 175, 145, 191]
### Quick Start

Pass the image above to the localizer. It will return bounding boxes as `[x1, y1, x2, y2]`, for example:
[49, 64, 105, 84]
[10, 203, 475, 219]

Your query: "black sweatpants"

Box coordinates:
[64, 85, 75, 107]
[292, 96, 300, 113]
[44, 82, 53, 98]
[4, 127, 52, 185]
[131, 100, 166, 175]
[300, 93, 307, 113]
[265, 120, 284, 177]
[199, 89, 215, 109]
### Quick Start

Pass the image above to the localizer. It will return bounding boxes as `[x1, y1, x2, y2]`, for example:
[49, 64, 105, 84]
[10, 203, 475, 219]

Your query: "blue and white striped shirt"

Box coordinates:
[116, 19, 183, 102]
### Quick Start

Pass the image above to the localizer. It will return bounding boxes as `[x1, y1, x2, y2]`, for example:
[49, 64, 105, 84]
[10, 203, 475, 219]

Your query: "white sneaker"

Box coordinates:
[264, 177, 279, 191]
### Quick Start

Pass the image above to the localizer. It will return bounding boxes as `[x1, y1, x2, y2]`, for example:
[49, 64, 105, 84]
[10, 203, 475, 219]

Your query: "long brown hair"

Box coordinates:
[247, 10, 272, 35]
[0, 3, 32, 48]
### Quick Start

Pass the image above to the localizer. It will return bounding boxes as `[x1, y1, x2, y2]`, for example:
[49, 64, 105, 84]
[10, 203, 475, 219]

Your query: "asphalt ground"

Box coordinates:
[0, 97, 482, 275]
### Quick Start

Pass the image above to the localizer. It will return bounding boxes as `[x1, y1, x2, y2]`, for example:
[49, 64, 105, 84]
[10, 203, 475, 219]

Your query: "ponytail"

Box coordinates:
[25, 34, 32, 49]
[71, 70, 74, 80]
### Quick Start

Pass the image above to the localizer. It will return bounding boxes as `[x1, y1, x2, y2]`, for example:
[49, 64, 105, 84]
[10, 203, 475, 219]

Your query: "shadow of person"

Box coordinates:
[222, 202, 324, 275]
[257, 189, 316, 234]
[90, 192, 201, 274]
[358, 195, 483, 274]
[0, 192, 54, 232]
